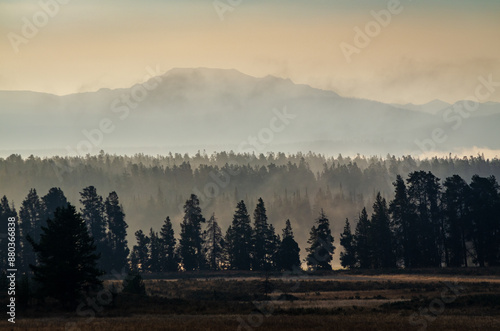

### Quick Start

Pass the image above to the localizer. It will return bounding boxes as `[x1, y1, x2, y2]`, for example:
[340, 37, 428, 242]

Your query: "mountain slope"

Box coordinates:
[1, 68, 499, 157]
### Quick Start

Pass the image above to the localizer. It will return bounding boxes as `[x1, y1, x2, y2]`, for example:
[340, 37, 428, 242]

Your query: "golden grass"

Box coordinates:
[7, 273, 500, 330]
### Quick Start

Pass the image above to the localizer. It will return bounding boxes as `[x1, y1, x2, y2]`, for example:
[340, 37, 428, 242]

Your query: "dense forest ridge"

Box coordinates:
[1, 168, 499, 274]
[1, 151, 500, 268]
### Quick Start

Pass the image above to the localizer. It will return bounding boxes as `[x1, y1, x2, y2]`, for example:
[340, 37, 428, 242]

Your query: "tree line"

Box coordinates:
[2, 169, 499, 277]
[0, 187, 303, 274]
[2, 152, 500, 254]
[131, 195, 303, 272]
[339, 171, 500, 269]
[0, 187, 129, 275]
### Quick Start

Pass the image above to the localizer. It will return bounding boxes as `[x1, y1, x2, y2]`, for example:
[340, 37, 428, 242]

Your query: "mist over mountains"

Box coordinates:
[1, 68, 500, 157]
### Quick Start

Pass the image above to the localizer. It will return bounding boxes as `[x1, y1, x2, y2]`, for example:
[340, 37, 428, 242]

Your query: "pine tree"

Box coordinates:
[306, 210, 335, 271]
[27, 203, 103, 307]
[148, 228, 161, 273]
[354, 207, 371, 269]
[19, 189, 43, 274]
[80, 186, 106, 241]
[468, 175, 500, 266]
[226, 200, 253, 270]
[442, 175, 471, 267]
[407, 171, 442, 267]
[252, 198, 270, 271]
[277, 219, 301, 271]
[159, 217, 178, 272]
[179, 194, 206, 271]
[41, 187, 68, 224]
[105, 191, 129, 273]
[80, 186, 108, 271]
[340, 218, 356, 269]
[224, 225, 235, 269]
[389, 175, 415, 268]
[130, 230, 150, 272]
[370, 193, 396, 269]
[267, 224, 281, 270]
[202, 213, 225, 270]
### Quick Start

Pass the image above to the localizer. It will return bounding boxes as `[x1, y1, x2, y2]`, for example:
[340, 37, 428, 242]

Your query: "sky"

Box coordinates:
[1, 0, 499, 104]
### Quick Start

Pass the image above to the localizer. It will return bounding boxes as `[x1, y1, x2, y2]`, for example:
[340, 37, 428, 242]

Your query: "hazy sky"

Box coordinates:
[1, 0, 499, 104]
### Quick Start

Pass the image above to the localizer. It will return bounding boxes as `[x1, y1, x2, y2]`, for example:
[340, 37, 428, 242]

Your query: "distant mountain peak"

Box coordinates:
[1, 70, 499, 157]
[162, 67, 251, 79]
[392, 99, 451, 114]
[425, 98, 450, 107]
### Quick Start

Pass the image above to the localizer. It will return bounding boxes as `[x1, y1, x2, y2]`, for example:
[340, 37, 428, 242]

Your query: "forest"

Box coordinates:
[1, 166, 499, 277]
[1, 151, 500, 267]
[1, 153, 500, 331]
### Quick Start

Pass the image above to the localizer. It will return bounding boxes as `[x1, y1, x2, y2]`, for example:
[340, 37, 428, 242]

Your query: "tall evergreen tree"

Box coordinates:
[340, 218, 356, 269]
[370, 193, 396, 269]
[179, 194, 206, 271]
[80, 186, 108, 271]
[130, 230, 150, 272]
[27, 203, 103, 308]
[159, 217, 178, 272]
[80, 186, 106, 241]
[267, 224, 281, 270]
[105, 191, 129, 273]
[306, 210, 335, 270]
[354, 208, 371, 269]
[277, 219, 301, 271]
[226, 200, 253, 270]
[407, 171, 442, 267]
[19, 189, 43, 274]
[442, 175, 471, 267]
[468, 175, 500, 266]
[130, 230, 149, 272]
[202, 213, 225, 270]
[41, 187, 68, 225]
[252, 198, 271, 271]
[389, 175, 416, 268]
[148, 228, 161, 272]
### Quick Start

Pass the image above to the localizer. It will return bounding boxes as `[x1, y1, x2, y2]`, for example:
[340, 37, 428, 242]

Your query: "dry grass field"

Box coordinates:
[3, 271, 500, 330]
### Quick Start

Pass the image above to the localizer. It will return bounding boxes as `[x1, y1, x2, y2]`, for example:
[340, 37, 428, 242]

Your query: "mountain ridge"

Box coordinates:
[1, 68, 499, 157]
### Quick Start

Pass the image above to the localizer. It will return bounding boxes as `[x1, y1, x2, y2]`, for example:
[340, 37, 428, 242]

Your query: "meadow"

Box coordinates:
[3, 270, 500, 331]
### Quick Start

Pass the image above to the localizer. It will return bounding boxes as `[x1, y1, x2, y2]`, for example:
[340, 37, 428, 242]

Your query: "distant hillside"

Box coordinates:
[1, 68, 500, 157]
